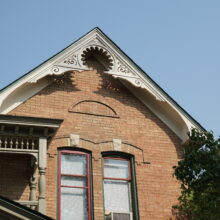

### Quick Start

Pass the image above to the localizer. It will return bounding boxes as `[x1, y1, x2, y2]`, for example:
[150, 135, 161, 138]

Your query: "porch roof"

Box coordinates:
[0, 195, 54, 220]
[0, 114, 63, 128]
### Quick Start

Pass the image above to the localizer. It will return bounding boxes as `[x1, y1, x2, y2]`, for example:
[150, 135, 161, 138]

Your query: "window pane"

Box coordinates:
[61, 153, 87, 175]
[104, 159, 129, 179]
[60, 187, 88, 220]
[61, 176, 87, 187]
[104, 179, 131, 213]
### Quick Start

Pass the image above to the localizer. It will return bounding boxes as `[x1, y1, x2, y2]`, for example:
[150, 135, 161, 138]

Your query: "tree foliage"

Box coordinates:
[173, 129, 220, 220]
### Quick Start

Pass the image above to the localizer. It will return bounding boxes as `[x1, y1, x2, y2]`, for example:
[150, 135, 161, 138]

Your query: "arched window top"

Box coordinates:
[58, 146, 91, 154]
[102, 151, 134, 160]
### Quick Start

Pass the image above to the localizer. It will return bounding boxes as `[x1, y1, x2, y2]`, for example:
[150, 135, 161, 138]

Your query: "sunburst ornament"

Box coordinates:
[81, 46, 114, 71]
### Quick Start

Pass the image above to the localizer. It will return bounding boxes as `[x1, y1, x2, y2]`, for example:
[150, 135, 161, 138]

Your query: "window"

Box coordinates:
[103, 153, 139, 220]
[58, 150, 92, 220]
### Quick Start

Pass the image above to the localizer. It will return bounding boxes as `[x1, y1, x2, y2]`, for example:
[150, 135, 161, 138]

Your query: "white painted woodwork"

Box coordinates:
[0, 28, 204, 141]
[38, 137, 47, 214]
[29, 167, 37, 210]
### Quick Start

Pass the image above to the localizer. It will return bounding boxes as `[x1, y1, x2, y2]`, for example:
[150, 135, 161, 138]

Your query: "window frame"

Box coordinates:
[102, 152, 140, 220]
[103, 156, 132, 181]
[58, 149, 92, 220]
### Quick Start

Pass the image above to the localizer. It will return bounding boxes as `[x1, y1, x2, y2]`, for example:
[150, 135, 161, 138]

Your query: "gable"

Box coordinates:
[0, 28, 204, 142]
[9, 69, 182, 148]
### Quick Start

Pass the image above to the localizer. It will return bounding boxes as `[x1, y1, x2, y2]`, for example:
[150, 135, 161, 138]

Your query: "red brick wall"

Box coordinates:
[0, 154, 32, 201]
[9, 68, 182, 220]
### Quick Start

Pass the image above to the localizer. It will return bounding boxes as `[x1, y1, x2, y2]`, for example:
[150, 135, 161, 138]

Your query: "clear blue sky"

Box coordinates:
[0, 1, 219, 136]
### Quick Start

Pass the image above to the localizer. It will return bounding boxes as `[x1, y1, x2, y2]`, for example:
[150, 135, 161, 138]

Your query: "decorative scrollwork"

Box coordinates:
[52, 66, 60, 73]
[117, 62, 130, 74]
[135, 79, 141, 86]
[63, 54, 78, 65]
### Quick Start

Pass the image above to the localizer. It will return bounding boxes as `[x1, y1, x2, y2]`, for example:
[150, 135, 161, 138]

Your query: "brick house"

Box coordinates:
[0, 28, 204, 220]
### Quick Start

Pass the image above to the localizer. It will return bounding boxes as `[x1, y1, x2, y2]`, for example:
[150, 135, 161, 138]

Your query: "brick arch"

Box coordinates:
[69, 100, 119, 118]
[51, 135, 148, 164]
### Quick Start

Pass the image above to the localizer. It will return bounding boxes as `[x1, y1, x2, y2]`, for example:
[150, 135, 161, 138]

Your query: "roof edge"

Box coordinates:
[0, 195, 54, 220]
[0, 27, 206, 137]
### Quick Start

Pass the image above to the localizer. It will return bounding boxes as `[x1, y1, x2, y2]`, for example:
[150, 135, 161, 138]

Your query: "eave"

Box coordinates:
[0, 28, 205, 142]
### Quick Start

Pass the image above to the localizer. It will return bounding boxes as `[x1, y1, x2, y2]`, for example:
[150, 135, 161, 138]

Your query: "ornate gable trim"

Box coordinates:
[0, 28, 205, 141]
[24, 29, 165, 102]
